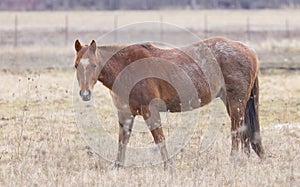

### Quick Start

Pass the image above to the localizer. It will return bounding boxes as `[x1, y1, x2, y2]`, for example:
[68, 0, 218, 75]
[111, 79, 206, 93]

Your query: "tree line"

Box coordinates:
[1, 0, 300, 10]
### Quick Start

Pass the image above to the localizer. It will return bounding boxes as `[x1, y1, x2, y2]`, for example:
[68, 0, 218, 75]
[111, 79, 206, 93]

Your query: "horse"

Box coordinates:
[73, 37, 264, 169]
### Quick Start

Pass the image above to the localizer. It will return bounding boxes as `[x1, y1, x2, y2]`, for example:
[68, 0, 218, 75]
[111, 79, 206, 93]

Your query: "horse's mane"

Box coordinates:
[98, 43, 155, 52]
[98, 45, 127, 51]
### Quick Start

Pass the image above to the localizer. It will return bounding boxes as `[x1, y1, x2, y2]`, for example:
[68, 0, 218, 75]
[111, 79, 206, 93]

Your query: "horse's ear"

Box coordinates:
[89, 40, 97, 53]
[75, 40, 82, 52]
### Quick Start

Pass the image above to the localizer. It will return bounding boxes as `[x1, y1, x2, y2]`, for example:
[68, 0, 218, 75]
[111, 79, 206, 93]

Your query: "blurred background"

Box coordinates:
[0, 0, 300, 70]
[1, 0, 300, 10]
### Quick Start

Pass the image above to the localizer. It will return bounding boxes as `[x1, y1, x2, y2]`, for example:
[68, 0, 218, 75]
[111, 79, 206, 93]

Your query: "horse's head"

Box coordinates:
[74, 40, 100, 101]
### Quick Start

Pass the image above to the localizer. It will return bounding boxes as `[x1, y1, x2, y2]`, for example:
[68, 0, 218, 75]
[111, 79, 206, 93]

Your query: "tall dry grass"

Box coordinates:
[0, 70, 299, 186]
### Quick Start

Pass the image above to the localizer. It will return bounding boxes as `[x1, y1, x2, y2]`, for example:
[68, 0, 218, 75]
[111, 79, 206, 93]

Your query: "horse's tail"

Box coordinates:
[244, 76, 264, 158]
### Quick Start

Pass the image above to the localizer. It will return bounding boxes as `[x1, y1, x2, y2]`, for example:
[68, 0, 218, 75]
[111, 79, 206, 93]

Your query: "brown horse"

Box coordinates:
[73, 37, 264, 168]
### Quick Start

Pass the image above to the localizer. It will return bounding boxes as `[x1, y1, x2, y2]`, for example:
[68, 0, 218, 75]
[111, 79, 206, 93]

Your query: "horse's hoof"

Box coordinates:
[230, 149, 238, 156]
[164, 160, 174, 174]
[111, 161, 123, 170]
[244, 147, 250, 158]
[258, 151, 265, 160]
[229, 150, 240, 162]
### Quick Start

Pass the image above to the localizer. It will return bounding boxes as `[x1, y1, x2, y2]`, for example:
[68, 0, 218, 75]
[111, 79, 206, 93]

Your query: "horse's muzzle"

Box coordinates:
[79, 90, 91, 101]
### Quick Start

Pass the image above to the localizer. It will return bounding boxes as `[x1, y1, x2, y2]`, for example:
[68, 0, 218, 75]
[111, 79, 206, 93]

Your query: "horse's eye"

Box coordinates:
[93, 64, 96, 68]
[74, 64, 78, 69]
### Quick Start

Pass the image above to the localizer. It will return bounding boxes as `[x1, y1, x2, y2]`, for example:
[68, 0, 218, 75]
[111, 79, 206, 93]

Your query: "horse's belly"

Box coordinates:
[161, 97, 203, 113]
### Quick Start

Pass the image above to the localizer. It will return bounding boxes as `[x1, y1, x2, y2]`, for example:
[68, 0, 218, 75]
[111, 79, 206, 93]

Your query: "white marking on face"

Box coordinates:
[84, 66, 87, 83]
[80, 58, 90, 68]
[80, 58, 90, 84]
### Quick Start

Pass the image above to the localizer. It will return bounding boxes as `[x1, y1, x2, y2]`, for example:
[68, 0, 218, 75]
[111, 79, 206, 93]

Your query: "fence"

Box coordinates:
[3, 14, 298, 47]
[1, 11, 300, 70]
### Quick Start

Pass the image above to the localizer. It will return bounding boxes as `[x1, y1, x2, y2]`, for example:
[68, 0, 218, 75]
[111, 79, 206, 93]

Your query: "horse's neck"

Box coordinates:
[97, 45, 126, 65]
[97, 45, 128, 90]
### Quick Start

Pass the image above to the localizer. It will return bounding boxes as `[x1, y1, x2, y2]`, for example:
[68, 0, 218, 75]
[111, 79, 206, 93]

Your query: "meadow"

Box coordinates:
[0, 10, 299, 186]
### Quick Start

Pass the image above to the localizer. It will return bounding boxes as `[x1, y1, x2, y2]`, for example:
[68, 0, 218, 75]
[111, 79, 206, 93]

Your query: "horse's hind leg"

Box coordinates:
[141, 106, 172, 170]
[242, 133, 251, 157]
[226, 99, 249, 157]
[115, 111, 134, 168]
[221, 88, 250, 155]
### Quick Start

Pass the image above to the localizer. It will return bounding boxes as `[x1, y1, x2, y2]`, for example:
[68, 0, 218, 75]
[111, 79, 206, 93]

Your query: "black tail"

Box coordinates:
[244, 77, 264, 158]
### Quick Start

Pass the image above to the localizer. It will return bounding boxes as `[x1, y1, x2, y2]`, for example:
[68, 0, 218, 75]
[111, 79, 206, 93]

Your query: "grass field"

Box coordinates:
[0, 69, 299, 186]
[0, 10, 300, 186]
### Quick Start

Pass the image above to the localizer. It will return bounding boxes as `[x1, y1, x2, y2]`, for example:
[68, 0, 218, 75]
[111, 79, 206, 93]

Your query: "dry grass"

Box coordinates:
[0, 69, 299, 186]
[0, 10, 299, 186]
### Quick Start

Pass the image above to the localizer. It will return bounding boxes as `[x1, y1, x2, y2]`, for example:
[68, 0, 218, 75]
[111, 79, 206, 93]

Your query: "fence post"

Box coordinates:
[65, 15, 69, 46]
[160, 15, 164, 42]
[285, 19, 290, 38]
[14, 15, 18, 47]
[246, 17, 251, 41]
[114, 15, 118, 43]
[204, 15, 208, 38]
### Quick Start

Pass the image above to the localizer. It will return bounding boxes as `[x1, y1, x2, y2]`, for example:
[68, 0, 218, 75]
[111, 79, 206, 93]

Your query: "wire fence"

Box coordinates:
[0, 12, 300, 70]
[2, 14, 299, 47]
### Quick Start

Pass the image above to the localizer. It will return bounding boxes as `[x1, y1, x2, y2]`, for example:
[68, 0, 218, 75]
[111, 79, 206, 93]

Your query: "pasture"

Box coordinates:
[0, 10, 299, 186]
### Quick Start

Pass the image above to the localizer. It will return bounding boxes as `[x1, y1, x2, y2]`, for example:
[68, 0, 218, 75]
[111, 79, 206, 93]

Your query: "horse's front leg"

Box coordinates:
[115, 112, 134, 168]
[151, 127, 173, 170]
[141, 106, 172, 170]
